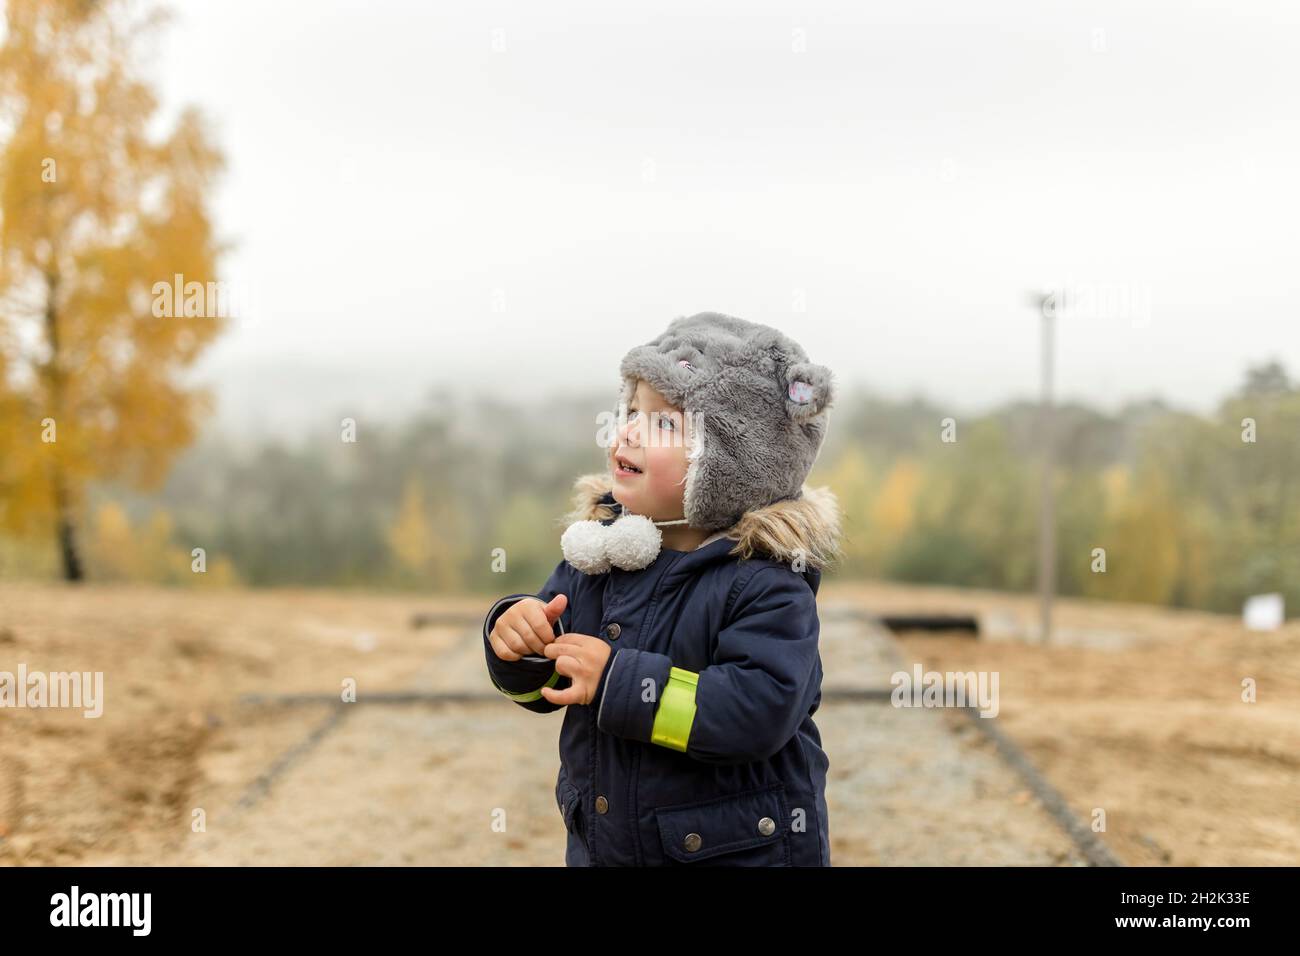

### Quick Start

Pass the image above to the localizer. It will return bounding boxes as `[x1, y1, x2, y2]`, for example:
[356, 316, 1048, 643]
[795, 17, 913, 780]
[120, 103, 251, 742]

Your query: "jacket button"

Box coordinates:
[595, 795, 608, 814]
[604, 622, 621, 640]
[683, 832, 702, 852]
[757, 816, 776, 836]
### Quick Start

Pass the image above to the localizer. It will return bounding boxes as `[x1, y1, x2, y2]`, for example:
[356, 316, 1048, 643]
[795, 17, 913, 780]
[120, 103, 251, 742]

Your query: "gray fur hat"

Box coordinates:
[616, 311, 836, 533]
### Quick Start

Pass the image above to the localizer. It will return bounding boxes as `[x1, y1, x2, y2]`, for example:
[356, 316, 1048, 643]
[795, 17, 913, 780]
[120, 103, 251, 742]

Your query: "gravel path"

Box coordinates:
[91, 603, 1088, 866]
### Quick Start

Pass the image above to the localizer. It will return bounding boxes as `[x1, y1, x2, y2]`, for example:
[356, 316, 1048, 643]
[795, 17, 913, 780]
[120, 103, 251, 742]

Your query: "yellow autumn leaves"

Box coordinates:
[0, 0, 225, 579]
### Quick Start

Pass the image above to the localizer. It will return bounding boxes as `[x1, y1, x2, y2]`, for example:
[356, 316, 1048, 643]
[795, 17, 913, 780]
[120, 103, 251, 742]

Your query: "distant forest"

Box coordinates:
[3, 361, 1295, 616]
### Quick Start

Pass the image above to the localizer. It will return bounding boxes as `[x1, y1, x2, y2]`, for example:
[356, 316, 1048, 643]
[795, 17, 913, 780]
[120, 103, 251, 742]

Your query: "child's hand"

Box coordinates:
[539, 634, 612, 706]
[488, 594, 567, 661]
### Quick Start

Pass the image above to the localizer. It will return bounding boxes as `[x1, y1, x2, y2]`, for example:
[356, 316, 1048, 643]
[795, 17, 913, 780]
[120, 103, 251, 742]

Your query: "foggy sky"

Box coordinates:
[153, 0, 1300, 436]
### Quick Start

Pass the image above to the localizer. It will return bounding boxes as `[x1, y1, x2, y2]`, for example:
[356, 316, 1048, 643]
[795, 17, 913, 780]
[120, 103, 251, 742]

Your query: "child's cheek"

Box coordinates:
[646, 446, 689, 502]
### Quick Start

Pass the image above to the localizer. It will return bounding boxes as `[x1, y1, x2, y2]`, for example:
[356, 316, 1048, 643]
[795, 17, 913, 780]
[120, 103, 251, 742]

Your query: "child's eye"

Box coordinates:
[627, 408, 678, 431]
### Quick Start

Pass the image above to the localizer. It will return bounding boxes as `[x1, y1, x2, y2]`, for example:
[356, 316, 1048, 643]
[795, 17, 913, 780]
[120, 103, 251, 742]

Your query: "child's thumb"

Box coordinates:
[543, 593, 567, 622]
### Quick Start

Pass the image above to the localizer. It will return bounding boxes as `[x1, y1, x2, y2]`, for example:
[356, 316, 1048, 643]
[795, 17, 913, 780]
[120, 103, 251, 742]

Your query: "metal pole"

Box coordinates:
[1038, 295, 1056, 645]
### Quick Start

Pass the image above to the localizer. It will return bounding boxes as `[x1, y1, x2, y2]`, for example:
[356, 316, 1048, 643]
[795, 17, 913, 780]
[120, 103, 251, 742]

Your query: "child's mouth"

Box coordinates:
[614, 455, 643, 477]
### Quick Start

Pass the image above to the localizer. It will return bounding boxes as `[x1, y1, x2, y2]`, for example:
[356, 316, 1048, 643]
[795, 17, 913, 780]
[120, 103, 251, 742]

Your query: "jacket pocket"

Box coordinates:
[654, 783, 791, 865]
[557, 781, 583, 836]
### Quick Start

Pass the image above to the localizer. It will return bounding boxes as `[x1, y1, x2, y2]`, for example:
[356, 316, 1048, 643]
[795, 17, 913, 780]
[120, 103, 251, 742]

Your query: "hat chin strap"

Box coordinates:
[618, 502, 689, 527]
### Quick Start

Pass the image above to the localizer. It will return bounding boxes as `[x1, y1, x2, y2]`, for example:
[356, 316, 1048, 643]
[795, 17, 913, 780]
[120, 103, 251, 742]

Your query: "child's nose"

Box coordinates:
[619, 413, 642, 447]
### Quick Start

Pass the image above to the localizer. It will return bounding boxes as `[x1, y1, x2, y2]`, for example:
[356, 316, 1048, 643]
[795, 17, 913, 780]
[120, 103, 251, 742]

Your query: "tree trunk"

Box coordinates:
[56, 513, 84, 582]
[53, 472, 83, 583]
[54, 496, 82, 587]
[42, 270, 83, 582]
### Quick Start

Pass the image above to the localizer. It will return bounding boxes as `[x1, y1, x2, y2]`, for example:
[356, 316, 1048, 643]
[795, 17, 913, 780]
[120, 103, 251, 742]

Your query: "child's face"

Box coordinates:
[609, 379, 694, 521]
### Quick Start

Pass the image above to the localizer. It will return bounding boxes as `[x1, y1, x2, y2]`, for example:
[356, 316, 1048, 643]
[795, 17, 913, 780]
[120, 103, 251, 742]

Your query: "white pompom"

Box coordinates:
[604, 514, 662, 571]
[561, 520, 611, 574]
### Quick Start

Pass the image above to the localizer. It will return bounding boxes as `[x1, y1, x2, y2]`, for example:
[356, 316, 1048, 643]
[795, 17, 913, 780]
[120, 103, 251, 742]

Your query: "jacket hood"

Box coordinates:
[559, 471, 843, 581]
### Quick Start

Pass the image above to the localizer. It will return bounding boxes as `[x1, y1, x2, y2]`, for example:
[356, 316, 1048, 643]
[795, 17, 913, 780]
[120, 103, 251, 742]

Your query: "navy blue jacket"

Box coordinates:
[483, 477, 838, 866]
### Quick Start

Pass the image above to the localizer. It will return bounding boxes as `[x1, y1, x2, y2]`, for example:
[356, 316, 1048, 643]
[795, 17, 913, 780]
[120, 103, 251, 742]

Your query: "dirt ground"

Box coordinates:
[0, 579, 1295, 866]
[852, 581, 1300, 866]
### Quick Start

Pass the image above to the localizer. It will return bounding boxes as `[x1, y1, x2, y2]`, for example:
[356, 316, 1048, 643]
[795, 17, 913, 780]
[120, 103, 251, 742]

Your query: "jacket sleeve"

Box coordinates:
[594, 566, 820, 764]
[482, 559, 578, 714]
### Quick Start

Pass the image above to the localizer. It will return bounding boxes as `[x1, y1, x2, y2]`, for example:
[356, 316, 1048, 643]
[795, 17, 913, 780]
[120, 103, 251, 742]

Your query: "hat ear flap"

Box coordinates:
[618, 376, 637, 408]
[783, 362, 834, 422]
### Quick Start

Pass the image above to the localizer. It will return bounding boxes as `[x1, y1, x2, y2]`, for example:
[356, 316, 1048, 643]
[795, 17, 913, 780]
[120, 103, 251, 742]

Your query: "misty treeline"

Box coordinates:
[3, 362, 1295, 616]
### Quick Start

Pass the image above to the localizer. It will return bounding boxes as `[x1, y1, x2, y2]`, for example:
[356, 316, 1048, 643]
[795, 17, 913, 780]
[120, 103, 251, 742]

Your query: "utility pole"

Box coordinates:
[1030, 290, 1057, 645]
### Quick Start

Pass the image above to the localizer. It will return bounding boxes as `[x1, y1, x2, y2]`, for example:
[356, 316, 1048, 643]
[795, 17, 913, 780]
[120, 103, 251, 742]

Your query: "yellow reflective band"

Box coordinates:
[493, 669, 561, 702]
[650, 667, 698, 752]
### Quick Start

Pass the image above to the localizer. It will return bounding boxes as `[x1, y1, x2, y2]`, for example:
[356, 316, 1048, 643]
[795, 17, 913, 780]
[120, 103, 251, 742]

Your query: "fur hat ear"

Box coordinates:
[783, 361, 834, 422]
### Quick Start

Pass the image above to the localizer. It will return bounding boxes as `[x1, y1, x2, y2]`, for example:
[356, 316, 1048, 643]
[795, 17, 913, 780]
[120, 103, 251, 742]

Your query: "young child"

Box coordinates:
[483, 311, 842, 866]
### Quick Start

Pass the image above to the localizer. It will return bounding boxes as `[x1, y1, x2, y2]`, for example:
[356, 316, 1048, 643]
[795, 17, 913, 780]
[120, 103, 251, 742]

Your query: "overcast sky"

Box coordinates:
[153, 0, 1300, 436]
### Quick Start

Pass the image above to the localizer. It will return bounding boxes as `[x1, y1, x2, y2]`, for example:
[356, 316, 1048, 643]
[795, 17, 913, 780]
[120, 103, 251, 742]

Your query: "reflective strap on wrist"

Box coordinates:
[492, 669, 561, 702]
[650, 667, 698, 752]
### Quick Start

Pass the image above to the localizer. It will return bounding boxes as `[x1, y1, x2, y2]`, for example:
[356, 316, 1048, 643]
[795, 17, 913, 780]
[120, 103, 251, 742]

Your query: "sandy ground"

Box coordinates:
[852, 581, 1300, 866]
[0, 580, 1295, 866]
